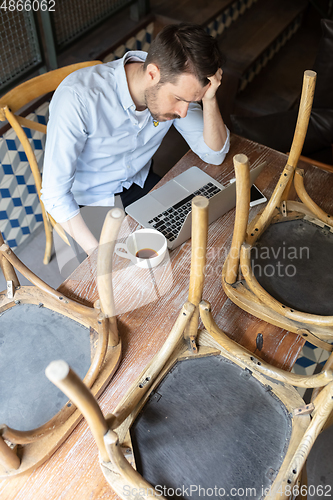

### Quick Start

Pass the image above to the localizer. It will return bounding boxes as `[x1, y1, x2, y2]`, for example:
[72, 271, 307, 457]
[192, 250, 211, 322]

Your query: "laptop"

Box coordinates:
[125, 163, 266, 250]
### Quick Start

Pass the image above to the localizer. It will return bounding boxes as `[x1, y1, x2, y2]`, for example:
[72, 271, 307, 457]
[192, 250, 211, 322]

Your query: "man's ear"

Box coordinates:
[146, 63, 161, 85]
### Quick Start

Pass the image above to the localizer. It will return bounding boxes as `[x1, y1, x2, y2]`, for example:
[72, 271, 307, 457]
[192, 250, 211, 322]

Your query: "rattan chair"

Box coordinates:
[46, 197, 333, 500]
[0, 207, 124, 477]
[0, 61, 102, 265]
[222, 70, 333, 362]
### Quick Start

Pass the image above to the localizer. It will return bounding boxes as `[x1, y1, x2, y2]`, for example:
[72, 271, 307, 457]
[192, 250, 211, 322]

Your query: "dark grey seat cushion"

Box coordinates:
[0, 303, 91, 431]
[252, 219, 333, 316]
[131, 355, 291, 500]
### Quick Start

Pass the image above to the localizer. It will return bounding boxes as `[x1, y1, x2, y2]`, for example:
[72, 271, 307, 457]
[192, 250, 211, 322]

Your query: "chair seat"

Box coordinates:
[130, 355, 292, 499]
[251, 218, 333, 316]
[0, 303, 91, 431]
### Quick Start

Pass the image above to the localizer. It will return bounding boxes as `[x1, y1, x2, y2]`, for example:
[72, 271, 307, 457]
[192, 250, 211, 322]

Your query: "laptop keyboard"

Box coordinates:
[148, 182, 222, 242]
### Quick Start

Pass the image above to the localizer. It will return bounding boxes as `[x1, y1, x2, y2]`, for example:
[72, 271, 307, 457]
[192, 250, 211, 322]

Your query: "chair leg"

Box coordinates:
[225, 154, 250, 285]
[295, 464, 308, 500]
[0, 436, 20, 471]
[0, 232, 20, 287]
[43, 219, 53, 265]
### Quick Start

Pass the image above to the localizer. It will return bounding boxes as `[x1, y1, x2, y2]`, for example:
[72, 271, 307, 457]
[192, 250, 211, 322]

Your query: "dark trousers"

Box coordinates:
[79, 166, 161, 210]
[119, 167, 161, 208]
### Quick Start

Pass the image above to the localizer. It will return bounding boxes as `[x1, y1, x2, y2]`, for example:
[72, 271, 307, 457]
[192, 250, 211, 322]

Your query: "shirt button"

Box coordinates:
[127, 165, 130, 169]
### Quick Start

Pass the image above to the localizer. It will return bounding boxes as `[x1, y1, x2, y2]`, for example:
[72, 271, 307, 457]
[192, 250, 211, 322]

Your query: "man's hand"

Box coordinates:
[202, 68, 223, 102]
[201, 67, 228, 153]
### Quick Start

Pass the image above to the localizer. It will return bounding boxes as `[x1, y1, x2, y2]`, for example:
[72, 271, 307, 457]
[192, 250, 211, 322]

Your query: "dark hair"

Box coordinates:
[144, 23, 224, 86]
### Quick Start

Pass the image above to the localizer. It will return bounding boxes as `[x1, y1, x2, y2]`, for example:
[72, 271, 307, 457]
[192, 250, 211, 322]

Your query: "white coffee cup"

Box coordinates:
[115, 228, 168, 268]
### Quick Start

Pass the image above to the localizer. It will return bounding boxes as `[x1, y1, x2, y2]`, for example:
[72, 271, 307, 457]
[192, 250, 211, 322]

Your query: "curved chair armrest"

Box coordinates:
[2, 107, 42, 195]
[0, 243, 93, 316]
[46, 360, 110, 462]
[246, 71, 317, 246]
[0, 61, 102, 115]
[199, 300, 333, 389]
[288, 70, 317, 169]
[102, 430, 167, 500]
[283, 381, 333, 488]
[294, 168, 333, 227]
[293, 154, 333, 174]
[107, 301, 195, 430]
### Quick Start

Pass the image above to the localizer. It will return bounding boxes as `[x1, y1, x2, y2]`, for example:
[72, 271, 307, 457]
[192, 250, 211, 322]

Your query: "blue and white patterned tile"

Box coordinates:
[136, 26, 153, 53]
[0, 219, 12, 242]
[0, 137, 7, 161]
[0, 165, 4, 185]
[3, 128, 20, 154]
[10, 184, 29, 209]
[103, 21, 155, 63]
[4, 206, 27, 247]
[0, 197, 15, 222]
[0, 102, 47, 249]
[24, 192, 40, 215]
[1, 149, 21, 172]
[23, 213, 38, 236]
[292, 341, 331, 398]
[35, 150, 45, 172]
[318, 349, 330, 367]
[205, 0, 258, 38]
[0, 174, 17, 200]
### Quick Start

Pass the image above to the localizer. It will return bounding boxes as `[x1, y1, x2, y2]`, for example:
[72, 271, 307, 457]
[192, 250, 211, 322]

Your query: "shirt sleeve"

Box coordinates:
[173, 102, 230, 165]
[41, 86, 88, 223]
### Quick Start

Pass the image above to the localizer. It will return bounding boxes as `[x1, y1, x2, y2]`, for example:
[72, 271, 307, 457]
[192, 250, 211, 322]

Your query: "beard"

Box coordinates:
[144, 84, 181, 122]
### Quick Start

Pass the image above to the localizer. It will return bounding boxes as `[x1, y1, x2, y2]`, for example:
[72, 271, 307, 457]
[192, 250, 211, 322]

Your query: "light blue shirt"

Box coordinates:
[41, 51, 230, 223]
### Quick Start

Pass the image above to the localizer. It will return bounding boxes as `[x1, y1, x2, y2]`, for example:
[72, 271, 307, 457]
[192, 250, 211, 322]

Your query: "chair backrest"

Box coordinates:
[0, 61, 102, 263]
[0, 206, 125, 476]
[0, 61, 102, 117]
[222, 70, 333, 355]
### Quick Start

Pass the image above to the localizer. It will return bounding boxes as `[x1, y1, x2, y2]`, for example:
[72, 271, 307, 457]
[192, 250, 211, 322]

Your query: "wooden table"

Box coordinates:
[2, 134, 333, 499]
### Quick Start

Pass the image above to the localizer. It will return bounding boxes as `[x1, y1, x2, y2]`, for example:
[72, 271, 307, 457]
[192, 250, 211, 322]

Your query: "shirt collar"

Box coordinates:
[117, 50, 147, 112]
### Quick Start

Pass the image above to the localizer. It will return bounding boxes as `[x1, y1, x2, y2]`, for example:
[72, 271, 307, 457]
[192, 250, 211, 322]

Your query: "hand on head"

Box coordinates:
[202, 68, 223, 102]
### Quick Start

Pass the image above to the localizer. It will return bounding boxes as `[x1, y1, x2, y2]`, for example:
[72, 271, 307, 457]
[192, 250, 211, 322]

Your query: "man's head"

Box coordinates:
[142, 23, 224, 122]
[144, 23, 223, 86]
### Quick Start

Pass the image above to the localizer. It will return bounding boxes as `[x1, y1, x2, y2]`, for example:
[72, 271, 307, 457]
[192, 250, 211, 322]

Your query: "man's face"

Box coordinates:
[145, 72, 208, 122]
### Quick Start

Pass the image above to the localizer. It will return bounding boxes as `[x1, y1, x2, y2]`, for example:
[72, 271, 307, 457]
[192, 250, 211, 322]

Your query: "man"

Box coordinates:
[41, 23, 230, 256]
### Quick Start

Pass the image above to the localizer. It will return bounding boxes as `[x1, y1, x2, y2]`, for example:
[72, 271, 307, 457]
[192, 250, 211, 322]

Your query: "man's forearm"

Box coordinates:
[202, 95, 228, 152]
[59, 212, 99, 256]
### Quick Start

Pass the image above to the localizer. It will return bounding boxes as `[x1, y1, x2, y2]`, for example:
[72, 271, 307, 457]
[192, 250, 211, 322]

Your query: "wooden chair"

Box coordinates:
[222, 69, 333, 364]
[46, 197, 333, 500]
[0, 61, 102, 265]
[0, 207, 124, 477]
